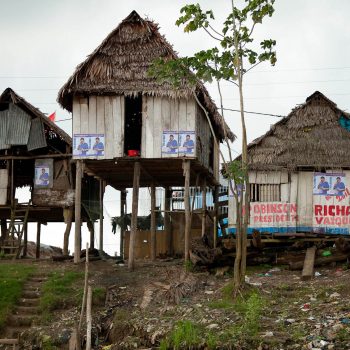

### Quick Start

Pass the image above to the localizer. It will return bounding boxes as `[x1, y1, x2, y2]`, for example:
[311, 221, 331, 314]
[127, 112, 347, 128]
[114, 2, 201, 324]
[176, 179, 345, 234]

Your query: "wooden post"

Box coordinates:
[63, 207, 73, 256]
[301, 246, 317, 280]
[150, 183, 156, 261]
[86, 285, 92, 350]
[120, 189, 127, 258]
[128, 161, 140, 270]
[88, 220, 95, 250]
[213, 185, 219, 248]
[201, 178, 207, 238]
[183, 160, 191, 262]
[99, 180, 105, 256]
[36, 222, 41, 259]
[0, 219, 7, 241]
[74, 160, 83, 264]
[164, 187, 172, 256]
[79, 243, 89, 330]
[22, 222, 28, 258]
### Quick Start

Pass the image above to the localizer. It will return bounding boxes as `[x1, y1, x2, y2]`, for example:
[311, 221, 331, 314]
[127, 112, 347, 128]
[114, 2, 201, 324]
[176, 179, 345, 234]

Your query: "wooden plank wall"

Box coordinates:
[195, 104, 212, 170]
[296, 172, 313, 228]
[0, 169, 8, 205]
[141, 97, 196, 159]
[72, 96, 124, 159]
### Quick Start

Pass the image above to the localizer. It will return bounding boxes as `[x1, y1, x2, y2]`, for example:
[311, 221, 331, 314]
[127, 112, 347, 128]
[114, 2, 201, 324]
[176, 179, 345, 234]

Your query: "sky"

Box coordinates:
[1, 0, 350, 255]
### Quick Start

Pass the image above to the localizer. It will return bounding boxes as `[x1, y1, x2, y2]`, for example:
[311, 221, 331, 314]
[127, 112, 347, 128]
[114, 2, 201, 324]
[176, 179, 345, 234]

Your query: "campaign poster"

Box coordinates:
[73, 134, 105, 157]
[313, 172, 346, 196]
[35, 165, 50, 187]
[178, 131, 196, 156]
[161, 131, 179, 155]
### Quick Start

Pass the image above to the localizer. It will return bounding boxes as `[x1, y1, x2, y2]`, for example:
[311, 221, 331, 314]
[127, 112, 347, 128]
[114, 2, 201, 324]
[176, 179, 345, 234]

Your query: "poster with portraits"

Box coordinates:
[313, 173, 346, 196]
[161, 130, 196, 157]
[34, 158, 53, 189]
[178, 131, 196, 156]
[73, 134, 105, 158]
[161, 131, 179, 155]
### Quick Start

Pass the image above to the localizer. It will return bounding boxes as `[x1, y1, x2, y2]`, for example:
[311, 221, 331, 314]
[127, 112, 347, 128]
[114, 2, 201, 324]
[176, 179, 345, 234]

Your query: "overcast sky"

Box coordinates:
[1, 0, 349, 254]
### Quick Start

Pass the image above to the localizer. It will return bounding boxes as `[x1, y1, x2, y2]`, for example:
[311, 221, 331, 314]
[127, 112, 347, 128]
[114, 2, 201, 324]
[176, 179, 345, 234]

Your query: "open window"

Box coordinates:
[124, 95, 142, 155]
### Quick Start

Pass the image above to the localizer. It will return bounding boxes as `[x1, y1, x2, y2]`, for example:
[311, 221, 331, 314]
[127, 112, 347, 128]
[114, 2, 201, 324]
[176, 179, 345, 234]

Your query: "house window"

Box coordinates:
[250, 184, 281, 202]
[124, 95, 142, 155]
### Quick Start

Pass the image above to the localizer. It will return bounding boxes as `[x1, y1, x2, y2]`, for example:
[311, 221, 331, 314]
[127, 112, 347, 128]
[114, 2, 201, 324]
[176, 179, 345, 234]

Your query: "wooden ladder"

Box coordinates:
[0, 201, 31, 259]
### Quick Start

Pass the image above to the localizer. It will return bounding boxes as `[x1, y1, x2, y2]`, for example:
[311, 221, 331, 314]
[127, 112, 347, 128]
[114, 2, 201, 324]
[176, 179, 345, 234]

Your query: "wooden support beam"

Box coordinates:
[0, 219, 7, 241]
[164, 187, 172, 256]
[22, 222, 28, 258]
[63, 207, 73, 256]
[99, 180, 105, 256]
[201, 178, 207, 238]
[74, 160, 83, 264]
[150, 183, 156, 261]
[36, 222, 41, 259]
[213, 186, 219, 248]
[128, 161, 140, 270]
[183, 160, 191, 262]
[301, 246, 317, 280]
[88, 220, 95, 250]
[120, 189, 127, 258]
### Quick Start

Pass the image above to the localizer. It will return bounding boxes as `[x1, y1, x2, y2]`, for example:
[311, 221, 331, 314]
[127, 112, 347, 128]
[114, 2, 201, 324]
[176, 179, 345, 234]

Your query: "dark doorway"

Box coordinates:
[124, 95, 142, 155]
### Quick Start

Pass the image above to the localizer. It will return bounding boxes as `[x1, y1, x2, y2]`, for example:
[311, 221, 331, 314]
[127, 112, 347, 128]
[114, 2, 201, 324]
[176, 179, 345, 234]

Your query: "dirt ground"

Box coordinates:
[6, 258, 350, 349]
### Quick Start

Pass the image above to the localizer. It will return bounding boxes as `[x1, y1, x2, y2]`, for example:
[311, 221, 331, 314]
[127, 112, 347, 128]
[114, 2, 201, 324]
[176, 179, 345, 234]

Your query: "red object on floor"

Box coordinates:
[127, 150, 139, 157]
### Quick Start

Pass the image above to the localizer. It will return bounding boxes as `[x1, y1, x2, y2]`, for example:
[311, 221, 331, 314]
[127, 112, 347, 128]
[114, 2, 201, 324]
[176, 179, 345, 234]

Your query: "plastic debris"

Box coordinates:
[314, 271, 322, 277]
[322, 250, 332, 257]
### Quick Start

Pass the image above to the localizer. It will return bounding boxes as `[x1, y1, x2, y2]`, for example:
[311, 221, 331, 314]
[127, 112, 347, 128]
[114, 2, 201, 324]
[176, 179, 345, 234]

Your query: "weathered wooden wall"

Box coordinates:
[141, 96, 196, 158]
[73, 96, 125, 159]
[0, 169, 8, 205]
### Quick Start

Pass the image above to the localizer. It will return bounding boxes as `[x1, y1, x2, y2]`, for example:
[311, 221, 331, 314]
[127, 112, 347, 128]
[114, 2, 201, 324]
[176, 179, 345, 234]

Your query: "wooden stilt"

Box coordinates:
[183, 160, 191, 262]
[201, 178, 207, 238]
[99, 180, 105, 256]
[213, 185, 219, 248]
[74, 160, 83, 264]
[150, 183, 156, 261]
[128, 161, 140, 270]
[120, 189, 127, 258]
[36, 222, 41, 259]
[63, 207, 73, 256]
[164, 187, 172, 256]
[88, 220, 95, 250]
[0, 219, 7, 241]
[22, 222, 28, 258]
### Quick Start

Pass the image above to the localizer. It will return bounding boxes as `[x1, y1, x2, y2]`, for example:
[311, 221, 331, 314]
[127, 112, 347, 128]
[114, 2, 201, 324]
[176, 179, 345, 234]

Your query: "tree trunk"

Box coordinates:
[36, 222, 41, 259]
[183, 160, 191, 262]
[150, 183, 156, 261]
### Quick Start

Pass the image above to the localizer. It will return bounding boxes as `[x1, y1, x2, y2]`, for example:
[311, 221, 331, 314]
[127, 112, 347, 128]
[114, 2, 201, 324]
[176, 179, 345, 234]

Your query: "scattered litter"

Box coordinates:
[244, 276, 250, 283]
[301, 303, 311, 311]
[286, 318, 296, 324]
[262, 331, 274, 337]
[119, 286, 127, 289]
[340, 317, 350, 324]
[268, 267, 281, 273]
[314, 271, 322, 277]
[206, 323, 219, 329]
[322, 250, 332, 257]
[329, 292, 340, 299]
[204, 290, 214, 295]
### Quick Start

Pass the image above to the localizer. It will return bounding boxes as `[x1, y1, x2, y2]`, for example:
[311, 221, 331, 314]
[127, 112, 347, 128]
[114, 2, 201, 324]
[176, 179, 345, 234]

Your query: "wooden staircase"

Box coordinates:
[0, 201, 31, 259]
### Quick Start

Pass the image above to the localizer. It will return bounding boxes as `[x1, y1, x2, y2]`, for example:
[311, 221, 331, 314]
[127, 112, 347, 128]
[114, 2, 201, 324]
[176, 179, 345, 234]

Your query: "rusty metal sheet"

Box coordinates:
[0, 109, 10, 150]
[32, 189, 75, 207]
[5, 103, 31, 145]
[27, 118, 47, 151]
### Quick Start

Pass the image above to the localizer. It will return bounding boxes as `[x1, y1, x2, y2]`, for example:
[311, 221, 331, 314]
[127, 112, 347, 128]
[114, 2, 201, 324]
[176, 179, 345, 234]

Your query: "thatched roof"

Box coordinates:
[0, 88, 71, 145]
[243, 91, 350, 170]
[57, 10, 234, 142]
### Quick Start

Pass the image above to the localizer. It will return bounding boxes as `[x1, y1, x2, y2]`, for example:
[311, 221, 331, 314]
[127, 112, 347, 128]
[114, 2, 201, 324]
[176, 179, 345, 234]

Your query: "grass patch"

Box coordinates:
[0, 263, 36, 331]
[159, 320, 218, 350]
[208, 299, 234, 310]
[40, 270, 84, 321]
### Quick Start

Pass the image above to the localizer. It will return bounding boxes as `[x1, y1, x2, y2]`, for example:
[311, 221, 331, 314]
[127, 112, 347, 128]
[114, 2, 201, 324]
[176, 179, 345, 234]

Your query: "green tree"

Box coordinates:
[149, 0, 276, 292]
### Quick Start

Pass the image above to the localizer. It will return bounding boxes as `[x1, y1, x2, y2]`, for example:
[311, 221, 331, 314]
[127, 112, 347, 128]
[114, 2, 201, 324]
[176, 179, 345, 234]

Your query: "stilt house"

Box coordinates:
[229, 91, 350, 236]
[0, 88, 99, 258]
[58, 11, 234, 264]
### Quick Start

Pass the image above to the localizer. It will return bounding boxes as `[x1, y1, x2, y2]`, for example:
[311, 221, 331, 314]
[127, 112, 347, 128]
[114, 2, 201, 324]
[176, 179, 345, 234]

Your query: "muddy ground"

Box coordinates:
[8, 258, 350, 349]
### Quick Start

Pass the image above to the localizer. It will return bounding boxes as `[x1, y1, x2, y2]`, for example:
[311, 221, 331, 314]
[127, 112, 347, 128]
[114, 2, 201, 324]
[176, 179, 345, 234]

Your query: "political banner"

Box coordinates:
[73, 134, 105, 157]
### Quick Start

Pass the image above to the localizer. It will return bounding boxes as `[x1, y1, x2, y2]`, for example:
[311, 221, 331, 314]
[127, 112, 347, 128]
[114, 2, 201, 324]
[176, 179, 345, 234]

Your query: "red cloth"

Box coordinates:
[48, 112, 56, 122]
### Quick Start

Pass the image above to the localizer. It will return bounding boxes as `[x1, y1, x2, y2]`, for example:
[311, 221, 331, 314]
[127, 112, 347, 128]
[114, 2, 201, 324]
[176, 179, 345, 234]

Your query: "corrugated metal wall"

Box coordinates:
[27, 118, 47, 151]
[6, 103, 31, 145]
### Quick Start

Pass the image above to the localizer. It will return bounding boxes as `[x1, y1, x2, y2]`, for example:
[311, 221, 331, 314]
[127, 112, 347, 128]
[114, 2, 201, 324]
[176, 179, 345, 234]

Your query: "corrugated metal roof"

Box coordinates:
[5, 103, 31, 145]
[0, 109, 10, 150]
[27, 118, 47, 151]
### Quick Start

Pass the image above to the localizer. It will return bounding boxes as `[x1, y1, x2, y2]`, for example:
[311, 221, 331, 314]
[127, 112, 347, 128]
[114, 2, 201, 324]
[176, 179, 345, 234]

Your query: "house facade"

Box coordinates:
[229, 91, 350, 235]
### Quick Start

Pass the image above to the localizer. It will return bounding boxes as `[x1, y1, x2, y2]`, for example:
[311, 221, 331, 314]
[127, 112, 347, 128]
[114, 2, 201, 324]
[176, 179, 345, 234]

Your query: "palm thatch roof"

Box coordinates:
[244, 91, 350, 170]
[0, 88, 71, 145]
[57, 10, 234, 142]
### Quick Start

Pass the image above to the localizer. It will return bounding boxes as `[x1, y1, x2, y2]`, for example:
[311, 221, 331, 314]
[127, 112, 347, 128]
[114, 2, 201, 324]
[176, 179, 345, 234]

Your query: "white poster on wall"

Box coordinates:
[178, 131, 195, 156]
[161, 131, 179, 155]
[73, 134, 105, 157]
[35, 165, 50, 187]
